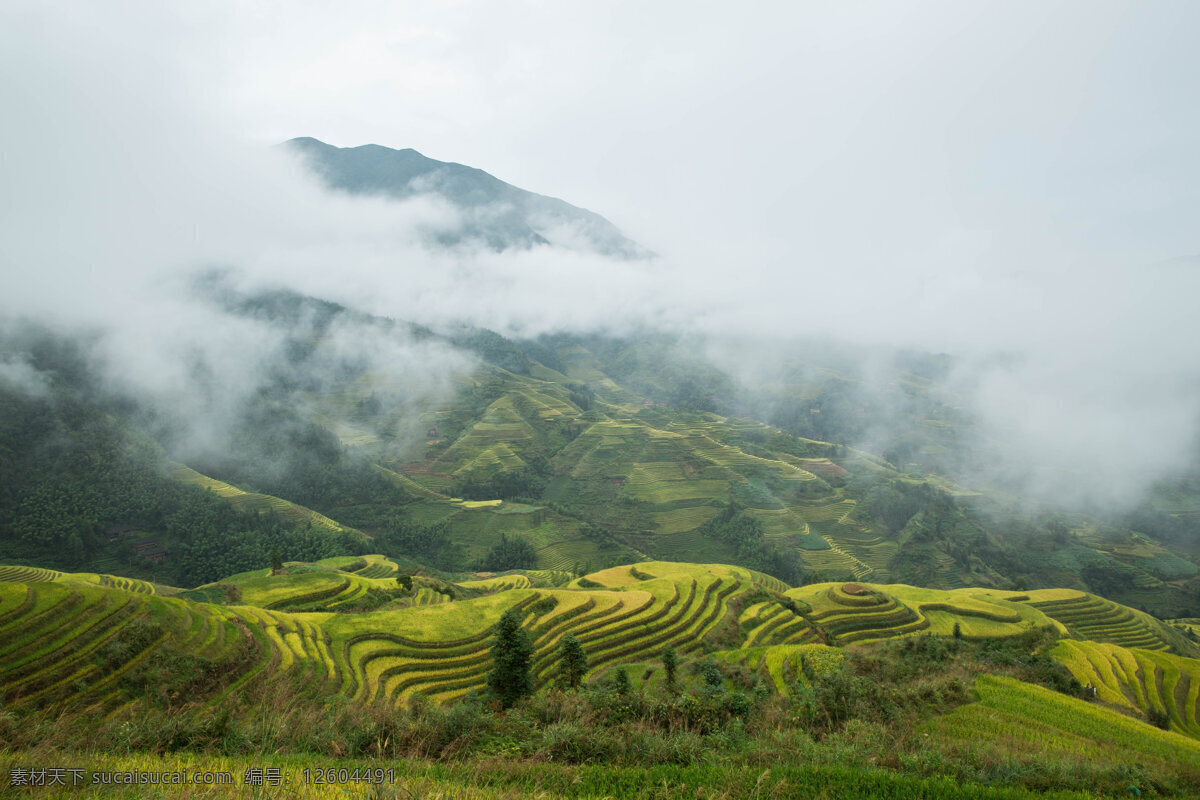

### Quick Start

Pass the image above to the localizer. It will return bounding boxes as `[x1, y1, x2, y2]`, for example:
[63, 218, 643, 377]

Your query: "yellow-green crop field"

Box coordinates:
[1051, 640, 1200, 738]
[457, 574, 532, 592]
[646, 505, 720, 534]
[921, 675, 1200, 782]
[985, 588, 1186, 652]
[765, 583, 1060, 646]
[2, 558, 1196, 724]
[170, 466, 350, 535]
[0, 565, 63, 583]
[714, 643, 844, 693]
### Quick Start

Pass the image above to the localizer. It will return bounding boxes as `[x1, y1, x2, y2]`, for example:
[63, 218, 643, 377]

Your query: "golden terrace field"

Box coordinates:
[4, 559, 1200, 798]
[0, 559, 1192, 716]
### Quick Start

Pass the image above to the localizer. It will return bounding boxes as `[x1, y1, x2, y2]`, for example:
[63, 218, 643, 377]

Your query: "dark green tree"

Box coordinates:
[487, 608, 533, 708]
[662, 646, 678, 689]
[269, 548, 283, 574]
[700, 659, 724, 692]
[396, 574, 413, 592]
[557, 633, 587, 689]
[481, 533, 538, 571]
[612, 666, 630, 694]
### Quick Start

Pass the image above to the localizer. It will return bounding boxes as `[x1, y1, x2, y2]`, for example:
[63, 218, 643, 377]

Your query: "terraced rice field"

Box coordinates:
[533, 534, 642, 572]
[578, 575, 744, 676]
[0, 581, 278, 713]
[796, 499, 857, 524]
[323, 592, 539, 705]
[1051, 640, 1200, 738]
[804, 587, 927, 644]
[1174, 618, 1200, 638]
[751, 507, 815, 539]
[206, 567, 379, 613]
[798, 541, 872, 579]
[453, 442, 527, 477]
[313, 562, 765, 703]
[684, 436, 821, 484]
[623, 478, 731, 505]
[220, 605, 337, 690]
[457, 574, 532, 592]
[0, 565, 63, 583]
[344, 554, 401, 580]
[765, 583, 1054, 647]
[714, 643, 843, 694]
[646, 505, 720, 534]
[431, 395, 539, 475]
[94, 574, 157, 594]
[1014, 589, 1177, 651]
[921, 675, 1200, 780]
[5, 556, 1191, 723]
[749, 499, 884, 579]
[410, 587, 452, 606]
[739, 601, 819, 647]
[520, 569, 574, 587]
[644, 528, 737, 565]
[0, 566, 162, 595]
[796, 547, 862, 577]
[510, 385, 579, 420]
[625, 461, 689, 484]
[0, 562, 650, 715]
[817, 523, 896, 574]
[170, 465, 350, 534]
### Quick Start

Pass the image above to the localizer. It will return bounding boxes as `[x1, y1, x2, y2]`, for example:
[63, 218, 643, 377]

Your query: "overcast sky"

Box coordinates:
[197, 1, 1200, 266]
[163, 0, 1200, 355]
[7, 1, 1199, 294]
[3, 1, 1200, 505]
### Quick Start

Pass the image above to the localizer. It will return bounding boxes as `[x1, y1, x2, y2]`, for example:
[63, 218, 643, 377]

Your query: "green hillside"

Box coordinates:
[1052, 640, 1200, 737]
[169, 465, 353, 536]
[3, 560, 1200, 797]
[4, 299, 1200, 798]
[3, 560, 1197, 714]
[4, 308, 1198, 624]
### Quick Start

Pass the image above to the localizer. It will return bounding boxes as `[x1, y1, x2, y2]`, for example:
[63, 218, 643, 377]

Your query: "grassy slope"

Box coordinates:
[169, 465, 353, 536]
[1051, 639, 1200, 738]
[922, 675, 1200, 782]
[5, 559, 1197, 715]
[0, 750, 1105, 800]
[6, 560, 1200, 797]
[113, 337, 1198, 618]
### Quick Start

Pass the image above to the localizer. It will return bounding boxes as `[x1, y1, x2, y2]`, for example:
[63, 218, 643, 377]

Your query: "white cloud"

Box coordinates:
[2, 1, 1199, 508]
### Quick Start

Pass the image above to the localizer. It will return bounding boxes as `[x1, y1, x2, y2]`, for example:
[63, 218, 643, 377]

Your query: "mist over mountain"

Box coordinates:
[285, 137, 651, 258]
[8, 8, 1200, 795]
[3, 1, 1200, 587]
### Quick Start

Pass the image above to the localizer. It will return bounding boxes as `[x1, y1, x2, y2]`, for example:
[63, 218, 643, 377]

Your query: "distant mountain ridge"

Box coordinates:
[285, 137, 650, 258]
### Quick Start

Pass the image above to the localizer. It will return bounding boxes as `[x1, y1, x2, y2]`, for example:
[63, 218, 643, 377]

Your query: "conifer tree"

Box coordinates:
[662, 646, 678, 689]
[613, 666, 630, 694]
[557, 634, 587, 689]
[487, 608, 533, 707]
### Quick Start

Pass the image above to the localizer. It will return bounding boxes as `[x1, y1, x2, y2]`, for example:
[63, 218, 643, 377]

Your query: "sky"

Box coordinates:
[207, 1, 1200, 267]
[2, 0, 1200, 506]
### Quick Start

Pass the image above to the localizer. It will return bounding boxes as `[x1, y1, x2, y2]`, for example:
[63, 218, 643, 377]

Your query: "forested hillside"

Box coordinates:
[3, 294, 1199, 626]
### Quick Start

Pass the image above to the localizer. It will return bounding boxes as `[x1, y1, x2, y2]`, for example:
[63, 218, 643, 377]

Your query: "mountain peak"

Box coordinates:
[283, 138, 650, 258]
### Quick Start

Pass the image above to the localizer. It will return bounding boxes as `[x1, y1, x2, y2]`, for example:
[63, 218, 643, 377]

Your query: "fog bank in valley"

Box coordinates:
[2, 1, 1199, 510]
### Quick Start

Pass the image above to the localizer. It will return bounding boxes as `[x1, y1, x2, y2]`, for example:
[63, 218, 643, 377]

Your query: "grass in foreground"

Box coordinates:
[4, 629, 1198, 798]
